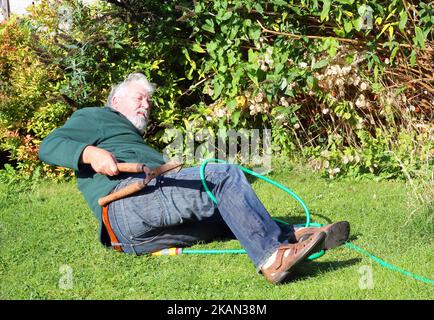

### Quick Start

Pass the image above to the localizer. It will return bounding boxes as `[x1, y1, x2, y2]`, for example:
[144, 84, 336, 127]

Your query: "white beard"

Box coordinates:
[128, 114, 149, 135]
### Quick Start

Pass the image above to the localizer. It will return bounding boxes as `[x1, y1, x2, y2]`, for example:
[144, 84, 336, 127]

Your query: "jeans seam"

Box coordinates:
[156, 179, 182, 228]
[128, 229, 166, 247]
[223, 182, 282, 268]
[111, 178, 137, 241]
[115, 180, 163, 240]
[221, 182, 263, 230]
[120, 199, 136, 240]
[111, 200, 134, 242]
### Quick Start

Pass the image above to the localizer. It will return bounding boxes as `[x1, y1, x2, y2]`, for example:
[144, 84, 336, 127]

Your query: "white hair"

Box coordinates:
[107, 73, 156, 108]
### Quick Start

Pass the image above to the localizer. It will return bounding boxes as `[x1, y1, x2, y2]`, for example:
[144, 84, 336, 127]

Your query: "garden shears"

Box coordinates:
[98, 161, 183, 206]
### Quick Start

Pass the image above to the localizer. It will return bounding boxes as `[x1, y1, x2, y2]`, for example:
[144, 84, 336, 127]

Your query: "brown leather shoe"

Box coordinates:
[261, 232, 326, 284]
[294, 221, 350, 250]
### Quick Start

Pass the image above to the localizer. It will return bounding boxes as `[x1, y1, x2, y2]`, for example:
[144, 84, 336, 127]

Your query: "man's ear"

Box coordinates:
[111, 96, 119, 109]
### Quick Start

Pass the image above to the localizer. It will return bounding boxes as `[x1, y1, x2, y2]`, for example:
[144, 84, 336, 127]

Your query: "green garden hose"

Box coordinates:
[153, 158, 434, 286]
[199, 158, 325, 261]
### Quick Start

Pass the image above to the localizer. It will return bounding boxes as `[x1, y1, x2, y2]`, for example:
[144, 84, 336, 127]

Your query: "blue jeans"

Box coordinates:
[108, 164, 294, 268]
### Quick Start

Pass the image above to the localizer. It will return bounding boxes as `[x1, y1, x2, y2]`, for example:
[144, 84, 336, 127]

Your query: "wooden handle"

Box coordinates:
[153, 161, 183, 175]
[116, 163, 146, 173]
[98, 180, 146, 206]
[98, 161, 183, 206]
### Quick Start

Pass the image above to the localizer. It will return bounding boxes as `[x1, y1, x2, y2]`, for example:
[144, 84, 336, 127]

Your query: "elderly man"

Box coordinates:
[39, 73, 349, 284]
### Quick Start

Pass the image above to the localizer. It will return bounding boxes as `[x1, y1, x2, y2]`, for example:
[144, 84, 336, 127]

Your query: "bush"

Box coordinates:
[0, 15, 69, 176]
[0, 0, 432, 180]
[0, 0, 187, 175]
[178, 0, 434, 178]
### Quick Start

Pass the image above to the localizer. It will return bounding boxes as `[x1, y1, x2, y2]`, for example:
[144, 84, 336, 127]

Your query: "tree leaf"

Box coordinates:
[227, 98, 237, 112]
[221, 11, 232, 21]
[192, 43, 205, 53]
[344, 20, 353, 33]
[202, 19, 215, 33]
[353, 17, 363, 31]
[247, 69, 259, 86]
[253, 3, 264, 14]
[248, 25, 261, 41]
[231, 110, 241, 126]
[390, 46, 399, 63]
[324, 37, 339, 57]
[206, 41, 218, 58]
[312, 59, 329, 69]
[410, 50, 416, 66]
[227, 50, 236, 67]
[321, 0, 331, 22]
[273, 0, 288, 7]
[388, 25, 394, 41]
[213, 79, 223, 99]
[398, 10, 407, 32]
[415, 26, 425, 49]
[357, 4, 367, 17]
[274, 62, 284, 74]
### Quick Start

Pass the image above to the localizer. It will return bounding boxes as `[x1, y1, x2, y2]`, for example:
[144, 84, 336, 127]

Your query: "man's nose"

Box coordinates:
[141, 98, 150, 109]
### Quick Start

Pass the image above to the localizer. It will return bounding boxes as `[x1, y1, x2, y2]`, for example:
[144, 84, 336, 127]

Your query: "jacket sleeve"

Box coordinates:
[38, 109, 102, 171]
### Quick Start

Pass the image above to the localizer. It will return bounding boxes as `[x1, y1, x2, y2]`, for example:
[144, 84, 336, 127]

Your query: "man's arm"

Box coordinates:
[39, 110, 119, 176]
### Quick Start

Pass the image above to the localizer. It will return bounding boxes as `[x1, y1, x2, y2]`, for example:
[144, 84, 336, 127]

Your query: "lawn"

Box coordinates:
[0, 164, 433, 300]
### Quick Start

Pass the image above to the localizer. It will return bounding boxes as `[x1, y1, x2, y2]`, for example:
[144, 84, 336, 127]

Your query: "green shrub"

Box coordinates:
[178, 0, 434, 178]
[0, 0, 432, 181]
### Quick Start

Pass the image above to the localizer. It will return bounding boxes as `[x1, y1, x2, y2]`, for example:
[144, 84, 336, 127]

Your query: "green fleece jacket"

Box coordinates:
[38, 107, 165, 245]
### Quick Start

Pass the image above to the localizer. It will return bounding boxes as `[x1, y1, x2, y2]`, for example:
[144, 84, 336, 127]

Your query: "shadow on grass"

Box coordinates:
[273, 215, 309, 226]
[273, 210, 342, 226]
[273, 214, 362, 242]
[273, 212, 335, 226]
[284, 258, 363, 283]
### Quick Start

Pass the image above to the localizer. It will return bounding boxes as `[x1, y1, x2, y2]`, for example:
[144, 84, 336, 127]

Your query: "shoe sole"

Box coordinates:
[323, 221, 350, 250]
[274, 232, 326, 284]
[298, 221, 350, 250]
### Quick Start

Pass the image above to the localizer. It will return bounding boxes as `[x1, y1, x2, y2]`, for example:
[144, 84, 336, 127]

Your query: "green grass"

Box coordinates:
[0, 165, 433, 300]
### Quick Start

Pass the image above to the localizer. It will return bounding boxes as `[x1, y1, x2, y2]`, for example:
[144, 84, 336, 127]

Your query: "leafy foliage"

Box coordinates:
[0, 0, 432, 180]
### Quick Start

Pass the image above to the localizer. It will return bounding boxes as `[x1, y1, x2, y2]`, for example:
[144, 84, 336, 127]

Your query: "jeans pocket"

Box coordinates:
[120, 187, 165, 239]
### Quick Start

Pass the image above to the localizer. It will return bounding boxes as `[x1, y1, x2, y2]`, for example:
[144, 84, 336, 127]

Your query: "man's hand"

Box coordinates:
[80, 146, 119, 176]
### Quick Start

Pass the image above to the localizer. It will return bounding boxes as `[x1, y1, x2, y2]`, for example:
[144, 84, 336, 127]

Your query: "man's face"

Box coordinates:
[112, 82, 151, 134]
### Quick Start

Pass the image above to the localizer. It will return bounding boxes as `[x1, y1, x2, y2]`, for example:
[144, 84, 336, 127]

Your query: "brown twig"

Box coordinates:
[402, 0, 415, 24]
[175, 73, 216, 102]
[384, 70, 434, 94]
[257, 20, 360, 44]
[257, 20, 433, 52]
